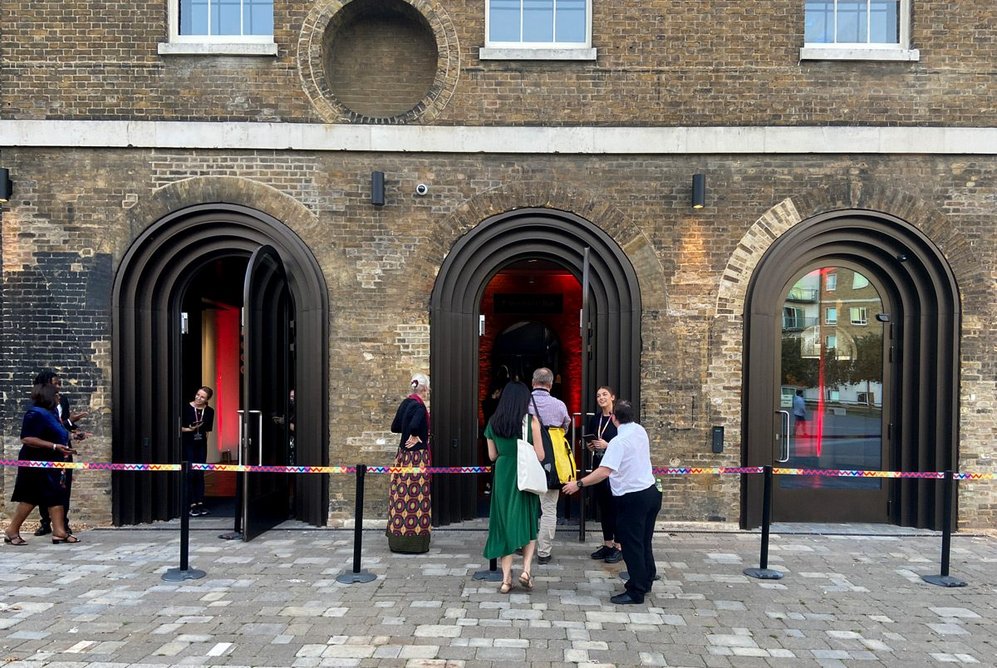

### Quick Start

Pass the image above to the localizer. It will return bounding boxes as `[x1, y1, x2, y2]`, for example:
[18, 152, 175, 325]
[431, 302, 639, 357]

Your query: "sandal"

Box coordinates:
[51, 534, 80, 544]
[499, 580, 514, 594]
[518, 572, 534, 590]
[4, 533, 27, 546]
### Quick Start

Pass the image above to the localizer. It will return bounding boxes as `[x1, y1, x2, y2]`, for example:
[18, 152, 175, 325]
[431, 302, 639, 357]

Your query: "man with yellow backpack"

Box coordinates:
[528, 367, 574, 565]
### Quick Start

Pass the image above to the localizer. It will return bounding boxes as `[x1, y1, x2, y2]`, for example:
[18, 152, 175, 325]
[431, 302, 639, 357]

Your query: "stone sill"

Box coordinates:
[478, 46, 597, 61]
[158, 41, 278, 57]
[800, 45, 920, 62]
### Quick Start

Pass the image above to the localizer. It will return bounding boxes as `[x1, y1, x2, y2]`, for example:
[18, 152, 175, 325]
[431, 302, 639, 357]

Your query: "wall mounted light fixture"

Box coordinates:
[0, 168, 12, 203]
[371, 170, 385, 207]
[691, 173, 706, 209]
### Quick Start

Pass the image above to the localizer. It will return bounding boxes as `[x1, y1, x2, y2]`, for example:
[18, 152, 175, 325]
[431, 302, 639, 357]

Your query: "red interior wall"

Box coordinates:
[478, 270, 582, 427]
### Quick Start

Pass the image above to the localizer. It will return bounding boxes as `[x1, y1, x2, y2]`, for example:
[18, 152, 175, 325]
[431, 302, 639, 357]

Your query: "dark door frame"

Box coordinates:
[111, 204, 329, 527]
[742, 210, 960, 529]
[429, 208, 641, 526]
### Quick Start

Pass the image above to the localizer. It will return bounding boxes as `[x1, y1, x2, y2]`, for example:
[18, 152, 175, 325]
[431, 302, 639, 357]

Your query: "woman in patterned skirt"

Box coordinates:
[386, 373, 432, 553]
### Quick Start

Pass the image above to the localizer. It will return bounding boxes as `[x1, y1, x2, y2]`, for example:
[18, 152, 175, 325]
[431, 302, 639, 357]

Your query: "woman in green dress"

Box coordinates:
[483, 381, 544, 593]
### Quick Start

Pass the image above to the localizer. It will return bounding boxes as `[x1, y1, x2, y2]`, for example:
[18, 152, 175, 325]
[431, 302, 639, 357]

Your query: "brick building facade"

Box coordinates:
[1, 1, 994, 531]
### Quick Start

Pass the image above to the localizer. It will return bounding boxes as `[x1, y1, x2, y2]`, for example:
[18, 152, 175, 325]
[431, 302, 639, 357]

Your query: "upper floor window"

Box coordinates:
[160, 0, 277, 55]
[480, 0, 596, 61]
[180, 0, 273, 37]
[801, 0, 919, 61]
[824, 272, 837, 291]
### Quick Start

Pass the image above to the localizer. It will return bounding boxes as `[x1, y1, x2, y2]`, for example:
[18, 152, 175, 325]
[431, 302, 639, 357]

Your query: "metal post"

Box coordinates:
[473, 557, 502, 582]
[744, 466, 783, 580]
[163, 461, 206, 582]
[922, 470, 967, 587]
[337, 464, 376, 583]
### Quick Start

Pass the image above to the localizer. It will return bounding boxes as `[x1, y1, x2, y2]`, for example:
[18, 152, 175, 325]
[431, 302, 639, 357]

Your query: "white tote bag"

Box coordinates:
[517, 415, 547, 495]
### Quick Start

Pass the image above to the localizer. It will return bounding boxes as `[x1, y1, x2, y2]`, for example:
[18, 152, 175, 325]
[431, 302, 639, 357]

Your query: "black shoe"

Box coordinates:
[610, 592, 643, 605]
[604, 548, 623, 564]
[34, 525, 52, 537]
[590, 545, 613, 560]
[537, 555, 552, 565]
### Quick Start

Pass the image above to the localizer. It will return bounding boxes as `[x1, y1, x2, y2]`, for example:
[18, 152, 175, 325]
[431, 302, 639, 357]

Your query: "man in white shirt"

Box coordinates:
[563, 400, 661, 604]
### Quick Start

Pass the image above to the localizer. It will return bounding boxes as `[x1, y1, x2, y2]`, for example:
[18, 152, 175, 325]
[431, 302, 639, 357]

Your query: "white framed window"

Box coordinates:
[801, 0, 919, 62]
[480, 0, 596, 61]
[825, 272, 837, 291]
[850, 307, 868, 325]
[825, 334, 837, 350]
[825, 307, 838, 325]
[159, 0, 277, 56]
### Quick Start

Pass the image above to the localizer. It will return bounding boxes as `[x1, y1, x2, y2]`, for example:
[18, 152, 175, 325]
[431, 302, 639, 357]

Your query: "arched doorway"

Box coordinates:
[111, 204, 329, 530]
[743, 210, 960, 529]
[430, 208, 641, 526]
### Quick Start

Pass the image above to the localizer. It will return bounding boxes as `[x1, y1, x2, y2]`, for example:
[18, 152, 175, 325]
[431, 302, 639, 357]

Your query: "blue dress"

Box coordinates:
[483, 420, 540, 559]
[12, 407, 70, 508]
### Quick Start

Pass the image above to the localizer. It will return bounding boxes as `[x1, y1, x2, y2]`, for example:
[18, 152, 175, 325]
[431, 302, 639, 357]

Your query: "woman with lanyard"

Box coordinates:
[181, 386, 215, 517]
[586, 386, 622, 563]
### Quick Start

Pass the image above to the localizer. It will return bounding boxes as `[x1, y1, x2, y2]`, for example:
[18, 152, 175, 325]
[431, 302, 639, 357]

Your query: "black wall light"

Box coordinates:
[371, 170, 385, 207]
[0, 168, 12, 203]
[691, 173, 706, 209]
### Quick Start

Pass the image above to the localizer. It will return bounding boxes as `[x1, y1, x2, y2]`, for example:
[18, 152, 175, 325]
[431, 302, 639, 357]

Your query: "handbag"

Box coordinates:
[516, 415, 547, 495]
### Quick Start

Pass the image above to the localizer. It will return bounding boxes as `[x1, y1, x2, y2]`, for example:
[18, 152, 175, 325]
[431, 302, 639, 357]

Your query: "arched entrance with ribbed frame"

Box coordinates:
[429, 208, 641, 526]
[743, 209, 960, 529]
[112, 204, 329, 529]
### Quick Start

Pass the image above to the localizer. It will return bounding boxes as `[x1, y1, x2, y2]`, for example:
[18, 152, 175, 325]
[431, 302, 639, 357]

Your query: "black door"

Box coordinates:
[241, 245, 294, 541]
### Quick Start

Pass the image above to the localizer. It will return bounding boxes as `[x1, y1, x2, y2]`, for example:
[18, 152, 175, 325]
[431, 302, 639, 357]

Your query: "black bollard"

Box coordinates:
[163, 461, 206, 582]
[743, 465, 783, 580]
[922, 470, 967, 587]
[337, 464, 376, 584]
[473, 557, 503, 582]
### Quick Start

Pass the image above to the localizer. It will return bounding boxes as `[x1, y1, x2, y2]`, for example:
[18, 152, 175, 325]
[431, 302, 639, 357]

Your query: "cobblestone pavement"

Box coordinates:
[1, 521, 995, 667]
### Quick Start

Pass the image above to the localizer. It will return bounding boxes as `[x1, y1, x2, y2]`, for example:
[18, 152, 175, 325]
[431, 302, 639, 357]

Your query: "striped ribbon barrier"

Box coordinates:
[2, 459, 993, 480]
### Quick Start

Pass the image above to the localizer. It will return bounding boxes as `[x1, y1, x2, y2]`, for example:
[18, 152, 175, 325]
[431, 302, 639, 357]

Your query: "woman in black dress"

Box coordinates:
[586, 386, 622, 562]
[181, 386, 215, 516]
[5, 383, 78, 545]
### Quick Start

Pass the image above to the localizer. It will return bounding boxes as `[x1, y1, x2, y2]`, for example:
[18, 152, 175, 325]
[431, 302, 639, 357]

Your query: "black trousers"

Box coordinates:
[183, 439, 207, 505]
[39, 469, 72, 529]
[593, 478, 617, 542]
[615, 484, 662, 601]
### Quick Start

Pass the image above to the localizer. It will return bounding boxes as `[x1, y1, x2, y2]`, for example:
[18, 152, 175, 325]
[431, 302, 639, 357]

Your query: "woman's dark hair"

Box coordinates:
[31, 382, 59, 410]
[487, 381, 531, 439]
[198, 386, 214, 400]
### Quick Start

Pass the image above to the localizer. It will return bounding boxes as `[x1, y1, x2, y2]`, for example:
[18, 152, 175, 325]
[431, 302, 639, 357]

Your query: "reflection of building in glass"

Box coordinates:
[782, 268, 883, 407]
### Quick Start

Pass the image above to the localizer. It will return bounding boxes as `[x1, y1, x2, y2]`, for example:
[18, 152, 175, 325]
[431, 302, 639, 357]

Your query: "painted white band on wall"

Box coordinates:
[0, 121, 994, 155]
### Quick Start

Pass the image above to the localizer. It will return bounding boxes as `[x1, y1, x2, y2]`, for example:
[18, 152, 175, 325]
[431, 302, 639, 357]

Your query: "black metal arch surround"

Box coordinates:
[429, 208, 642, 526]
[742, 210, 961, 529]
[111, 204, 329, 526]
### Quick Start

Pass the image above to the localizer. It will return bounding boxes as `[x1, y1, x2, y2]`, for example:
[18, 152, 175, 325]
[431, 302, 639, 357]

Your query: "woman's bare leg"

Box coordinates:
[5, 502, 35, 537]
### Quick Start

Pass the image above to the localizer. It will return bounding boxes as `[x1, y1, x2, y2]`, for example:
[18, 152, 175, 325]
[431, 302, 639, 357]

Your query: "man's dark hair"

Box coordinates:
[613, 400, 635, 424]
[34, 370, 58, 386]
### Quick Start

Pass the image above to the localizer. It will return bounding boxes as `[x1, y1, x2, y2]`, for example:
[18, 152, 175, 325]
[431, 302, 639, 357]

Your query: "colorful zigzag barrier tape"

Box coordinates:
[0, 459, 992, 480]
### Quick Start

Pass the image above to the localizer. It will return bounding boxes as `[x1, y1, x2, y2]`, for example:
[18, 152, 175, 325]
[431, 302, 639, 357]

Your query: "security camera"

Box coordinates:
[415, 183, 429, 196]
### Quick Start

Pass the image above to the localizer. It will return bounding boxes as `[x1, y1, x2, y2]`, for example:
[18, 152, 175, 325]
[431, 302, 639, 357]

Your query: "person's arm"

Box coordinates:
[531, 416, 544, 461]
[202, 406, 215, 433]
[22, 436, 75, 456]
[486, 438, 498, 462]
[562, 465, 612, 495]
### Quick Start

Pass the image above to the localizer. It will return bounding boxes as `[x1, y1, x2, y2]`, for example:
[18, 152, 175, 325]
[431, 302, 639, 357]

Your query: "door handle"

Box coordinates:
[249, 410, 263, 464]
[776, 410, 790, 463]
[237, 410, 245, 466]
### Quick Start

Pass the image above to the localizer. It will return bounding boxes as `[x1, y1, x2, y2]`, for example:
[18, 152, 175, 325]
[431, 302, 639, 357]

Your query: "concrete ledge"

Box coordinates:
[1, 121, 994, 155]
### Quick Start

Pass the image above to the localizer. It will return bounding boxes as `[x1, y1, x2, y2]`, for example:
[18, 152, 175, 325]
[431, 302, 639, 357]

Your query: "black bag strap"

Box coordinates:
[530, 393, 549, 428]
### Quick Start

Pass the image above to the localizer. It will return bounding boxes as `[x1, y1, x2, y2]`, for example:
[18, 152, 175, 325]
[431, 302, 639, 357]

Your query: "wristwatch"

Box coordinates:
[576, 479, 584, 489]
